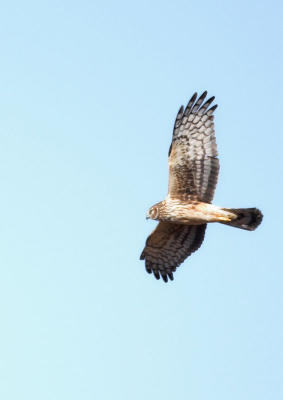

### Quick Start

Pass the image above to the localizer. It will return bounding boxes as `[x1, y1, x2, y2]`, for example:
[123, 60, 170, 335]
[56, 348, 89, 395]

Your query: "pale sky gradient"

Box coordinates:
[0, 1, 282, 399]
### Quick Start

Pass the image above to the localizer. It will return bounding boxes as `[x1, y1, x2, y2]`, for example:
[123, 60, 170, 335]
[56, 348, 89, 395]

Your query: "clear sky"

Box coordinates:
[0, 1, 282, 399]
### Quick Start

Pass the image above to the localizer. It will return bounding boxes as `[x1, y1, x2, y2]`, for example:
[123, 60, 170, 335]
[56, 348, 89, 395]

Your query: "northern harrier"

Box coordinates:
[140, 91, 263, 282]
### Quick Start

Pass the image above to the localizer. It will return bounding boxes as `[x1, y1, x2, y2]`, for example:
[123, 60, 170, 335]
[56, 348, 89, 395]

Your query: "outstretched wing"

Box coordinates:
[140, 222, 207, 282]
[168, 91, 219, 203]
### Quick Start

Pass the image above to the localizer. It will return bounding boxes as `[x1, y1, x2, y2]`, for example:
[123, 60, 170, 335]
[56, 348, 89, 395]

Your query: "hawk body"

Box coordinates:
[140, 91, 263, 282]
[147, 198, 236, 225]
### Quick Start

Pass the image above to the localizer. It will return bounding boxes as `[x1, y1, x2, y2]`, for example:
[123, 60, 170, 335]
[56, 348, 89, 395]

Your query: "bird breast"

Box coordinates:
[159, 198, 234, 225]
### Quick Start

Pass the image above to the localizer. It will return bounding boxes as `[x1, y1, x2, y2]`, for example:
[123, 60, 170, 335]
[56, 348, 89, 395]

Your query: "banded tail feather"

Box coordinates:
[221, 208, 263, 231]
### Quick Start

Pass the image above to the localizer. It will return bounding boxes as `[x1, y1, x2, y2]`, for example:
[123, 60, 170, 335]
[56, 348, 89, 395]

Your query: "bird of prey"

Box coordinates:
[140, 91, 263, 282]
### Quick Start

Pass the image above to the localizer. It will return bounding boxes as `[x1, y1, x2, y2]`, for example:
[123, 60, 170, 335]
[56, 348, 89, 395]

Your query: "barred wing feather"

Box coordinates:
[168, 91, 219, 203]
[140, 222, 207, 282]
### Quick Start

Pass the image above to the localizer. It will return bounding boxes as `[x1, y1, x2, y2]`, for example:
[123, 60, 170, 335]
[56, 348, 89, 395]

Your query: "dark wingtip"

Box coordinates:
[168, 272, 174, 281]
[154, 271, 160, 280]
[184, 92, 198, 116]
[208, 104, 218, 114]
[191, 92, 198, 101]
[178, 105, 184, 114]
[199, 96, 216, 114]
[145, 265, 152, 274]
[197, 91, 208, 104]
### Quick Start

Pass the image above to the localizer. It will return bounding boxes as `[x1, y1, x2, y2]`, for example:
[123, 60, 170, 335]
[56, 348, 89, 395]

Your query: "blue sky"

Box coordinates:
[0, 1, 282, 399]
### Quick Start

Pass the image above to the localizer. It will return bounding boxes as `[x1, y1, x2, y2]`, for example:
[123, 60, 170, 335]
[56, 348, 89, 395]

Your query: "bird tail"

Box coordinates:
[221, 208, 263, 231]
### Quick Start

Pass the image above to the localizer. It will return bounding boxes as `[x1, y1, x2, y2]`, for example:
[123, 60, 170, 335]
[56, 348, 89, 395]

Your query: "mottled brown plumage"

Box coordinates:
[140, 92, 263, 282]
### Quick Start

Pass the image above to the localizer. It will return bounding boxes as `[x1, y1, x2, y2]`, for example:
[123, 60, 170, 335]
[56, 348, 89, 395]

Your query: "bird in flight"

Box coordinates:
[140, 91, 263, 283]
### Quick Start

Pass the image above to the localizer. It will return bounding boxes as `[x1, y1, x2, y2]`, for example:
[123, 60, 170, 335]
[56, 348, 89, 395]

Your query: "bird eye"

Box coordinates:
[149, 208, 158, 219]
